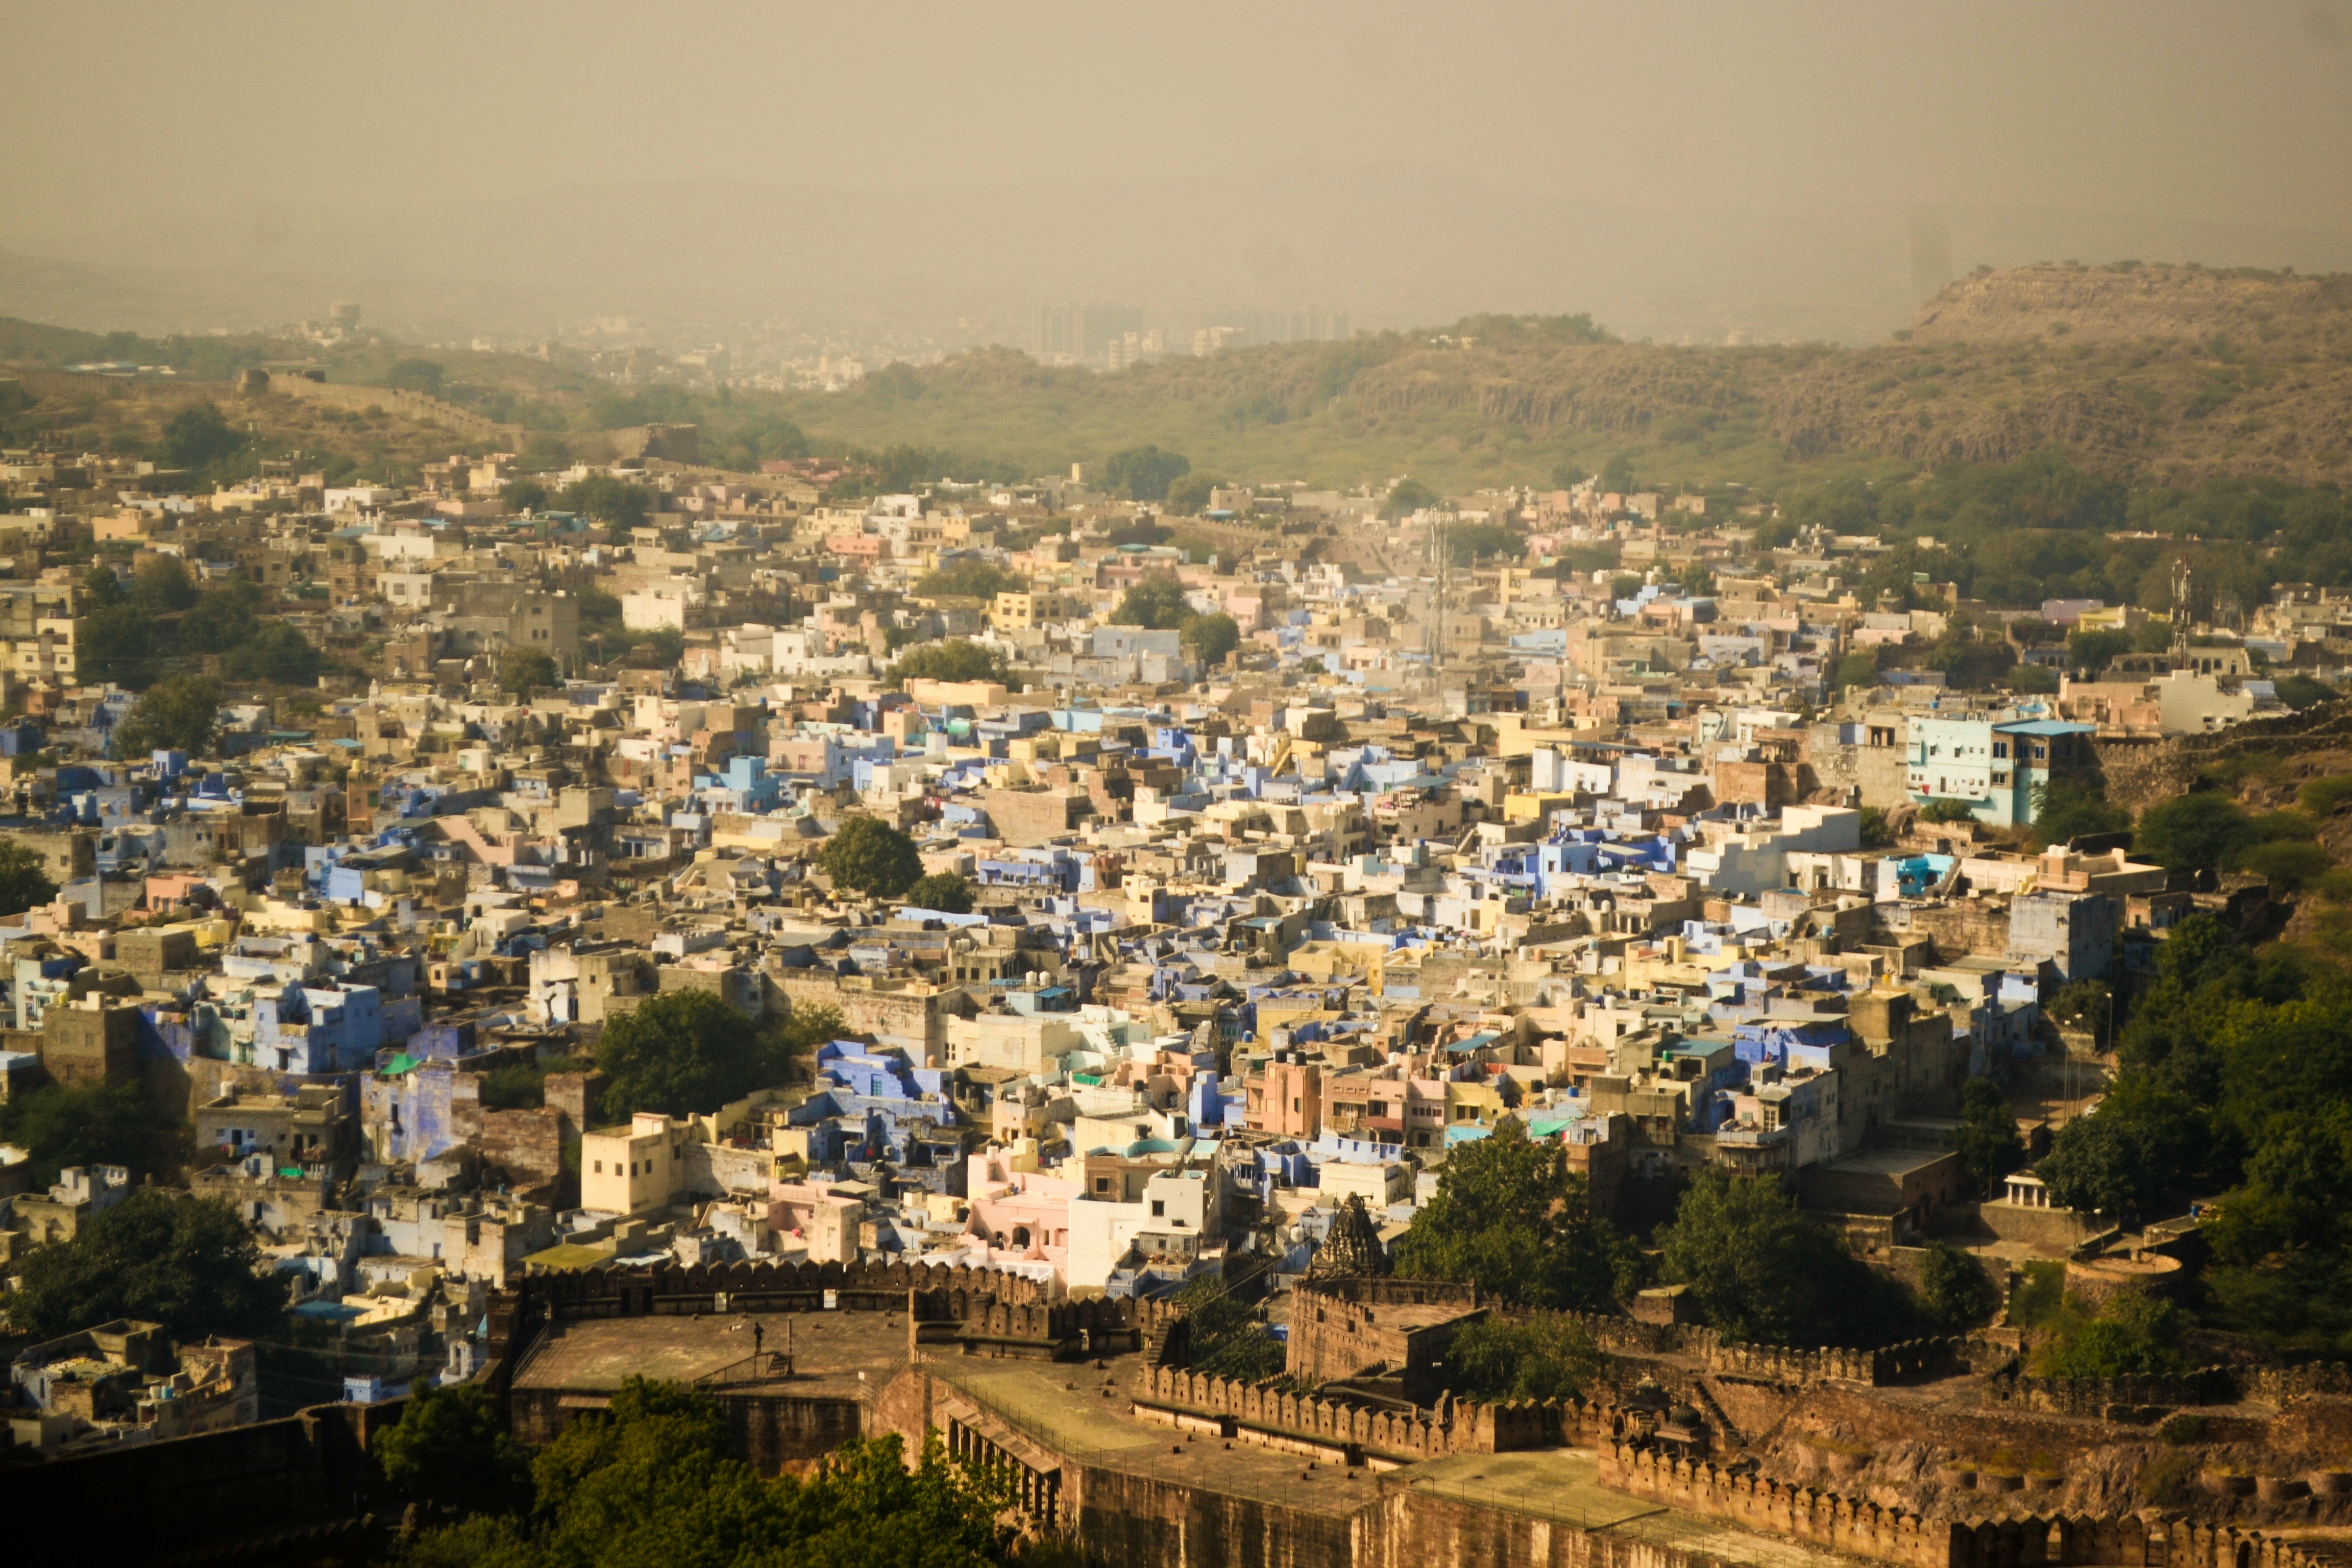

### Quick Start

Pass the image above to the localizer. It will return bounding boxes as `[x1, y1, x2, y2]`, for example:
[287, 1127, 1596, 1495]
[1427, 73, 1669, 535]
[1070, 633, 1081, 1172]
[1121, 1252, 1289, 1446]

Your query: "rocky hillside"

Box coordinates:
[8, 264, 2347, 490]
[1908, 262, 2352, 348]
[763, 265, 2352, 489]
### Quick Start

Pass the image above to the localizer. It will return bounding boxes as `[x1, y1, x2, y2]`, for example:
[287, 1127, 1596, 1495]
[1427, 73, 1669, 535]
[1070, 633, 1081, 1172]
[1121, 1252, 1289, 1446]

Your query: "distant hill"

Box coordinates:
[765, 265, 2352, 491]
[7, 264, 2348, 494]
[0, 315, 105, 365]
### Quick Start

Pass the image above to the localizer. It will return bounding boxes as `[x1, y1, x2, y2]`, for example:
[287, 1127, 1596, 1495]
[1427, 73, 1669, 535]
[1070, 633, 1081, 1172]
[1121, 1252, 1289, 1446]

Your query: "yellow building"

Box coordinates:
[989, 588, 1067, 631]
[581, 1112, 692, 1215]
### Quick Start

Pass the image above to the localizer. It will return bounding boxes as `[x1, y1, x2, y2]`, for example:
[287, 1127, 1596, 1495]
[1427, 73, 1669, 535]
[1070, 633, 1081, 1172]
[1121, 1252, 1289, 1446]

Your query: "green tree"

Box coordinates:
[384, 357, 447, 396]
[82, 562, 125, 607]
[2067, 627, 2133, 675]
[2135, 791, 2255, 874]
[1658, 1171, 1907, 1346]
[1390, 1120, 1632, 1310]
[1954, 1077, 2025, 1196]
[1381, 477, 1438, 520]
[821, 815, 923, 899]
[0, 1081, 185, 1188]
[2052, 979, 2113, 1049]
[1164, 472, 1223, 514]
[129, 556, 200, 612]
[498, 647, 559, 697]
[1173, 1275, 1284, 1381]
[375, 1380, 532, 1516]
[1444, 1313, 1602, 1403]
[2036, 1081, 2206, 1221]
[556, 474, 650, 528]
[618, 627, 685, 670]
[2033, 1291, 2191, 1378]
[80, 602, 162, 688]
[411, 1379, 1022, 1567]
[180, 580, 260, 654]
[1180, 611, 1240, 665]
[158, 403, 243, 471]
[1597, 452, 1636, 493]
[594, 991, 777, 1119]
[5, 1190, 286, 1341]
[1833, 649, 1880, 690]
[888, 640, 1008, 688]
[222, 621, 322, 685]
[575, 584, 624, 633]
[915, 560, 1014, 599]
[1110, 573, 1192, 631]
[2029, 776, 2131, 847]
[1920, 798, 1978, 824]
[904, 872, 975, 914]
[504, 477, 551, 513]
[1102, 444, 1190, 502]
[0, 839, 58, 916]
[1446, 523, 1526, 565]
[112, 674, 223, 757]
[2276, 673, 2339, 711]
[1916, 1242, 1999, 1333]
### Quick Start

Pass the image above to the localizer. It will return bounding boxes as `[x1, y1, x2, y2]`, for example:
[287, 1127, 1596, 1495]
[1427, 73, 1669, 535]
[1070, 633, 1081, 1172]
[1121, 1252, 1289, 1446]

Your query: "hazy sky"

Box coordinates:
[6, 1, 2350, 339]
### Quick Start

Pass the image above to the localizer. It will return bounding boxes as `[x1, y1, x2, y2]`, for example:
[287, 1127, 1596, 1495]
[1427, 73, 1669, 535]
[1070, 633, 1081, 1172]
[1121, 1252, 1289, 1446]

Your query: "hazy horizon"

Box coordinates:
[6, 1, 2350, 347]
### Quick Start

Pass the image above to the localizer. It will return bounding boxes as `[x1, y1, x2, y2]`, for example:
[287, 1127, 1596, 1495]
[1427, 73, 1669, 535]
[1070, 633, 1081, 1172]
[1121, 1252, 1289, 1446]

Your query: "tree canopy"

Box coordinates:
[223, 621, 322, 686]
[375, 1380, 533, 1517]
[1657, 1171, 1910, 1346]
[1110, 574, 1192, 631]
[1102, 444, 1190, 502]
[904, 871, 976, 914]
[2135, 791, 2257, 874]
[1179, 611, 1240, 665]
[398, 1379, 1028, 1568]
[129, 556, 200, 612]
[914, 560, 1014, 600]
[1389, 1120, 1631, 1309]
[1443, 1313, 1601, 1404]
[498, 647, 560, 697]
[1172, 1274, 1283, 1381]
[1381, 478, 1438, 520]
[887, 639, 1008, 688]
[0, 840, 58, 917]
[594, 991, 792, 1120]
[111, 675, 223, 758]
[1954, 1076, 2025, 1196]
[158, 403, 243, 472]
[1164, 472, 1224, 514]
[556, 474, 650, 528]
[0, 1081, 187, 1189]
[385, 357, 446, 396]
[821, 815, 923, 899]
[5, 1190, 286, 1342]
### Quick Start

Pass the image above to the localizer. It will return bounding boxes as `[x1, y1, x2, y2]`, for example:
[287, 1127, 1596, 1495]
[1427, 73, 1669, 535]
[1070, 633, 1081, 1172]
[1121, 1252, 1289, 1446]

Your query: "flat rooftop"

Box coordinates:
[511, 1307, 912, 1404]
[1814, 1145, 1955, 1177]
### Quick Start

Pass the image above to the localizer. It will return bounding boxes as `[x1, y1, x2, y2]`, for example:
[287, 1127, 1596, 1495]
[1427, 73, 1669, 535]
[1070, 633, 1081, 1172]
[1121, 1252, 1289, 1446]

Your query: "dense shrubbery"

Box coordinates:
[398, 1379, 1045, 1567]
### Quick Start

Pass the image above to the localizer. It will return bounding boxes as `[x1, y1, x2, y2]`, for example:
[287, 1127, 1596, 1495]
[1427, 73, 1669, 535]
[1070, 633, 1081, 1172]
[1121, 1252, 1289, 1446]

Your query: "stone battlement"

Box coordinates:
[1131, 1362, 1620, 1463]
[1600, 1442, 2332, 1568]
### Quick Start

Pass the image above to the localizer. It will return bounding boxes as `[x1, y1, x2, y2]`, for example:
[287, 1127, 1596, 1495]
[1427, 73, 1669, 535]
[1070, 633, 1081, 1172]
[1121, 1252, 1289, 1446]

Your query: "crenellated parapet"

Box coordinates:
[1982, 1364, 2233, 1415]
[1600, 1441, 2336, 1568]
[1129, 1361, 1620, 1462]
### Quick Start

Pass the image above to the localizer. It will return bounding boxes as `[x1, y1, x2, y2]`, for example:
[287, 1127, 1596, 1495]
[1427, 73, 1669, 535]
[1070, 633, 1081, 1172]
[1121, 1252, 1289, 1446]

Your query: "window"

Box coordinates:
[1094, 1177, 1110, 1193]
[594, 1160, 603, 1173]
[1993, 742, 2008, 758]
[1150, 1199, 1165, 1217]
